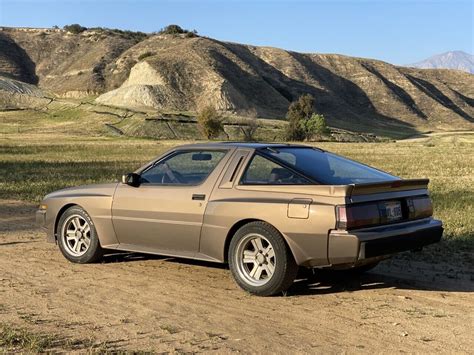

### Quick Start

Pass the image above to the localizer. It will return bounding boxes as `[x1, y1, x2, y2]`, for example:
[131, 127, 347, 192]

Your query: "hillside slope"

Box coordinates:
[1, 27, 473, 136]
[0, 27, 145, 95]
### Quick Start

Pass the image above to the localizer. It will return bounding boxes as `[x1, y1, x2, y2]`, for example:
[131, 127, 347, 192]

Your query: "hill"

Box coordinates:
[0, 27, 473, 137]
[407, 51, 474, 74]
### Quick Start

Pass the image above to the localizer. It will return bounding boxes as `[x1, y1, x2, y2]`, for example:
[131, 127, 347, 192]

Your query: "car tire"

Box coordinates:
[228, 221, 298, 296]
[57, 206, 103, 263]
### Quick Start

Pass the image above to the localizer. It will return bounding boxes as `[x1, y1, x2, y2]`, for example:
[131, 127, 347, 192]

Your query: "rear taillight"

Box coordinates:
[407, 196, 433, 219]
[336, 203, 380, 230]
[336, 195, 433, 230]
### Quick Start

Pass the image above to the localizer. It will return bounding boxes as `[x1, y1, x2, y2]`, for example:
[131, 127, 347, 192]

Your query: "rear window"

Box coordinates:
[241, 154, 311, 185]
[261, 147, 398, 185]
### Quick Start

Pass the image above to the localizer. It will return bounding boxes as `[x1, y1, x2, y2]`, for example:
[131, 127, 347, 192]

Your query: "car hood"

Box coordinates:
[44, 183, 119, 200]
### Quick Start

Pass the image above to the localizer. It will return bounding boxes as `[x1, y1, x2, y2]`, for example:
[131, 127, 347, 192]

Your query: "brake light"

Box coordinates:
[336, 203, 380, 230]
[408, 196, 433, 219]
[336, 195, 433, 230]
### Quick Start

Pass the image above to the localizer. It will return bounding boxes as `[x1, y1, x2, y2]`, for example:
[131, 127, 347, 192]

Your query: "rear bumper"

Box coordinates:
[328, 218, 443, 266]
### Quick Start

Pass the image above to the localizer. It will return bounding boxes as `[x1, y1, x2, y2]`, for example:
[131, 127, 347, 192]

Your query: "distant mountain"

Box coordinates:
[407, 51, 474, 73]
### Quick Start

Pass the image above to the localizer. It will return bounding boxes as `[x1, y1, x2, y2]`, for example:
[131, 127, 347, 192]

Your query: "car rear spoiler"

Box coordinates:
[348, 179, 430, 197]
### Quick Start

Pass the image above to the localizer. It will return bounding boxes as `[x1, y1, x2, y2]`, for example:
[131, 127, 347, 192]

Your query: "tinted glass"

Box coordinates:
[262, 148, 398, 184]
[241, 154, 311, 185]
[140, 150, 226, 185]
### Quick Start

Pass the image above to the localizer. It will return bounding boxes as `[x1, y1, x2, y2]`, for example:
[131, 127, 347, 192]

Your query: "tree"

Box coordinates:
[63, 24, 87, 34]
[301, 113, 330, 139]
[197, 106, 224, 139]
[285, 94, 314, 141]
[160, 24, 185, 35]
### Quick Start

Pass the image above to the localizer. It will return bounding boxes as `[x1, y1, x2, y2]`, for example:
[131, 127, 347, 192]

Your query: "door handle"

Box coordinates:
[192, 194, 206, 201]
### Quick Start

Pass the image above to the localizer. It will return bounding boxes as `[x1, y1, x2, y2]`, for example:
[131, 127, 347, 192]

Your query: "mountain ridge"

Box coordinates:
[0, 27, 473, 136]
[407, 51, 474, 73]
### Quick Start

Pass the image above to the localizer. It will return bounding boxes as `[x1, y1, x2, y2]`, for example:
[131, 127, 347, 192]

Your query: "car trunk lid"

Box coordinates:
[336, 179, 433, 230]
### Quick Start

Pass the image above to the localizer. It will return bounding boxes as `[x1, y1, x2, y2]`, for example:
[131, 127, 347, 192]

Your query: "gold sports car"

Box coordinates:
[37, 143, 443, 296]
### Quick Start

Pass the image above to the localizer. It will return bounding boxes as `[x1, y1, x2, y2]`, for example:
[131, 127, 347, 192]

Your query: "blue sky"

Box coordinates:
[1, 0, 472, 64]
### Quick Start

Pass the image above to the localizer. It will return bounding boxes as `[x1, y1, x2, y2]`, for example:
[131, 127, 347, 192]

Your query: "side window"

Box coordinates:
[140, 150, 226, 185]
[241, 154, 310, 185]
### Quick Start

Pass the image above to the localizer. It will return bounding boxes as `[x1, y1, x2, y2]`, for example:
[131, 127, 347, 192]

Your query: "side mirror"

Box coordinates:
[121, 173, 141, 187]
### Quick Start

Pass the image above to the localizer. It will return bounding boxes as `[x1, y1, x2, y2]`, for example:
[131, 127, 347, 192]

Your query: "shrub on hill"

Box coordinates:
[159, 25, 198, 37]
[301, 113, 330, 139]
[63, 24, 87, 34]
[197, 105, 223, 139]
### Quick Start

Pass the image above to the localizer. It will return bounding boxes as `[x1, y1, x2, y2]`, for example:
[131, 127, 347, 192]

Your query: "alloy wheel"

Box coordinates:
[61, 215, 92, 257]
[235, 233, 276, 286]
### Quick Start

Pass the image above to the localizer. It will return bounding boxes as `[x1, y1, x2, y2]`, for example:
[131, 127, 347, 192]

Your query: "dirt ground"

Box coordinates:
[1, 199, 473, 353]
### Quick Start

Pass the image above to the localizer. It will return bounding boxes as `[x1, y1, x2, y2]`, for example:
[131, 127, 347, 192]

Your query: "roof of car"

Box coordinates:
[175, 142, 312, 150]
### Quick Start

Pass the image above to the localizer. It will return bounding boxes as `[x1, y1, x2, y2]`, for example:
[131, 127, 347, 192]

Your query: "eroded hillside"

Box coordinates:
[0, 27, 473, 136]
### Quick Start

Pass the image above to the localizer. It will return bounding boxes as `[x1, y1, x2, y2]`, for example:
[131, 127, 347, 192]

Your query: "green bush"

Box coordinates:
[286, 94, 330, 141]
[160, 24, 185, 35]
[301, 113, 330, 139]
[63, 24, 87, 34]
[197, 106, 223, 139]
[159, 25, 198, 37]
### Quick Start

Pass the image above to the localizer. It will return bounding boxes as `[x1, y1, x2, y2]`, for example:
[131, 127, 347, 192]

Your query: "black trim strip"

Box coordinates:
[230, 156, 244, 182]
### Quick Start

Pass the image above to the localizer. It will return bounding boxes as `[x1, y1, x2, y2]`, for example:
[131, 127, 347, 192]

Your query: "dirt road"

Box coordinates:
[1, 200, 473, 353]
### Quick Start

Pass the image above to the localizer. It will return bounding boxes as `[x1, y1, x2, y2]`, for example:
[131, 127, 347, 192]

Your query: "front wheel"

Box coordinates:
[57, 206, 103, 263]
[228, 221, 298, 296]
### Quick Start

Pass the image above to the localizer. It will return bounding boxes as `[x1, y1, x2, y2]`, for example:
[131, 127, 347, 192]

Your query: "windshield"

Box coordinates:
[261, 147, 398, 185]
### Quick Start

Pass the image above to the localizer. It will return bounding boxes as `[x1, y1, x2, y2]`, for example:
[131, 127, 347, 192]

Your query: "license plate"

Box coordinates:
[384, 201, 402, 221]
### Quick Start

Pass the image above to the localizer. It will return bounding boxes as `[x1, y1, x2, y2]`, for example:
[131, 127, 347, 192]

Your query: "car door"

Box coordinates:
[111, 149, 231, 255]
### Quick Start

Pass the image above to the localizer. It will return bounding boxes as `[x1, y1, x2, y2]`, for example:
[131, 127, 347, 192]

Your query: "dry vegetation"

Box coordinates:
[0, 110, 473, 352]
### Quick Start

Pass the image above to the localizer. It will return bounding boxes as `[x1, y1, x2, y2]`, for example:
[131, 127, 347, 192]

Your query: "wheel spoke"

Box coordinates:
[66, 232, 76, 241]
[264, 262, 275, 277]
[249, 264, 258, 278]
[243, 256, 256, 264]
[243, 250, 256, 264]
[82, 224, 90, 235]
[265, 246, 275, 259]
[75, 217, 82, 229]
[73, 240, 82, 253]
[82, 237, 91, 248]
[253, 266, 263, 280]
[71, 217, 81, 231]
[250, 238, 264, 252]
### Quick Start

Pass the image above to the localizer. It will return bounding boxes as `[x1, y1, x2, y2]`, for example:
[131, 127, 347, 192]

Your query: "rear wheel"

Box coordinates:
[228, 221, 297, 296]
[57, 206, 103, 263]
